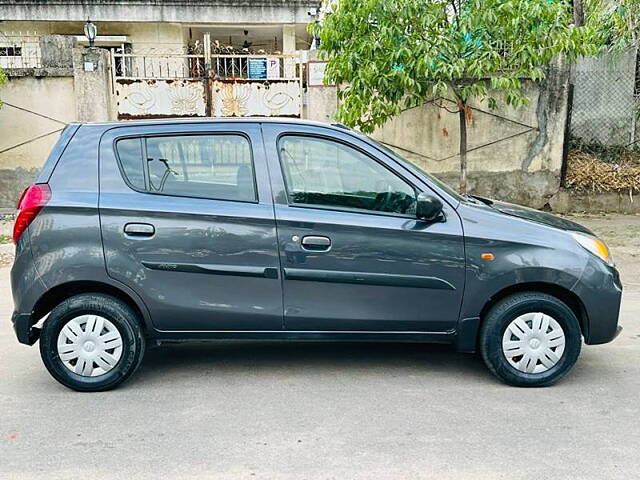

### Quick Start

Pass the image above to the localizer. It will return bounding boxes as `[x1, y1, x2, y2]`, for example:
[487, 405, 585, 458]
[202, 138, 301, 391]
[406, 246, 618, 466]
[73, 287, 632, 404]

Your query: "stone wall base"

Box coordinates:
[549, 189, 640, 214]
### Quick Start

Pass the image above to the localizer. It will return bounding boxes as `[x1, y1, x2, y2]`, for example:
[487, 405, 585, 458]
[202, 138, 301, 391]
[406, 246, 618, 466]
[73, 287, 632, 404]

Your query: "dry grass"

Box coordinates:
[566, 150, 640, 193]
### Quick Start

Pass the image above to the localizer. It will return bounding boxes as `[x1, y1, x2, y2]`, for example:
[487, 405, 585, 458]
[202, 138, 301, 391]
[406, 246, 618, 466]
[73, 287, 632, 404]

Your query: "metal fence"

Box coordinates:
[570, 49, 640, 149]
[112, 51, 300, 81]
[0, 31, 41, 69]
[112, 51, 206, 80]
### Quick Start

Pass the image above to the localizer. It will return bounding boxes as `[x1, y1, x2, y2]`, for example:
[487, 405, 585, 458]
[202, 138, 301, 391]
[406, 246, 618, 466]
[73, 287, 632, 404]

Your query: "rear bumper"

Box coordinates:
[11, 229, 47, 346]
[573, 259, 623, 345]
[612, 325, 623, 341]
[11, 311, 39, 345]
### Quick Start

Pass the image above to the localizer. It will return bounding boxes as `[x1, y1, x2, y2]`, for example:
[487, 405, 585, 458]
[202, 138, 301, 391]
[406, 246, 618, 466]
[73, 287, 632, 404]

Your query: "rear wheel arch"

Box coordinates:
[39, 292, 146, 391]
[32, 280, 151, 334]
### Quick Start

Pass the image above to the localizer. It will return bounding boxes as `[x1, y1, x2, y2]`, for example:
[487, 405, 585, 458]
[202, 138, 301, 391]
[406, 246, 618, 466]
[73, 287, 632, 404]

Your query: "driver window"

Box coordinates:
[278, 135, 417, 215]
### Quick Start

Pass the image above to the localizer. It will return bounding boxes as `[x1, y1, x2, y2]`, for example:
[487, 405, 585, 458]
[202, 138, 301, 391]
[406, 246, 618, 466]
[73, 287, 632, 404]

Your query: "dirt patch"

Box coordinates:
[0, 220, 13, 267]
[0, 219, 12, 240]
[0, 247, 13, 267]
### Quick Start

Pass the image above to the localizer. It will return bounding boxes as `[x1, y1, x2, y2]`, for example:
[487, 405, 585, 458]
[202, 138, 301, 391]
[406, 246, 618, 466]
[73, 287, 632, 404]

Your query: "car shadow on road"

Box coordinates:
[132, 341, 493, 386]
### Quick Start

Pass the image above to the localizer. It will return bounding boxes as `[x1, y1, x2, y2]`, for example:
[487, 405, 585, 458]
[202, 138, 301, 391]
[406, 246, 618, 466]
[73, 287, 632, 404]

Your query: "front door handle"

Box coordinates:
[124, 223, 155, 237]
[301, 235, 331, 251]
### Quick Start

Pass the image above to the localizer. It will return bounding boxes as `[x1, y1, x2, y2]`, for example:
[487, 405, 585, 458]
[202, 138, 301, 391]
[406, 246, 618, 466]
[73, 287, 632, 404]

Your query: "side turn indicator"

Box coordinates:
[481, 253, 495, 261]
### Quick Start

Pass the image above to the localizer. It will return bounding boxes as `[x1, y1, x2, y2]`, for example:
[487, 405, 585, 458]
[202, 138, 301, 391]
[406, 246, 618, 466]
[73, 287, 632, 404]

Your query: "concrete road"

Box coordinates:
[1, 215, 640, 479]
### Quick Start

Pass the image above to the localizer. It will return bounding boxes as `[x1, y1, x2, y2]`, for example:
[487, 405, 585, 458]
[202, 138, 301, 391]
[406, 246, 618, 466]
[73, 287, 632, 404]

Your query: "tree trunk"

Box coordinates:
[572, 0, 584, 27]
[563, 0, 584, 185]
[458, 104, 468, 194]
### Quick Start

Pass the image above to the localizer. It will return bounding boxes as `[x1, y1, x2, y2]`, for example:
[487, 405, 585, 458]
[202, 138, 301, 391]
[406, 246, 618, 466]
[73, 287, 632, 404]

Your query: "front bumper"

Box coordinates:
[573, 258, 623, 345]
[12, 311, 39, 345]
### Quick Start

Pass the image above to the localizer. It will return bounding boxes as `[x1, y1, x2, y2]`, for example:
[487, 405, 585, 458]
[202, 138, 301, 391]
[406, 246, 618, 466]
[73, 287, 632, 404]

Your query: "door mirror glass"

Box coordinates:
[416, 193, 443, 221]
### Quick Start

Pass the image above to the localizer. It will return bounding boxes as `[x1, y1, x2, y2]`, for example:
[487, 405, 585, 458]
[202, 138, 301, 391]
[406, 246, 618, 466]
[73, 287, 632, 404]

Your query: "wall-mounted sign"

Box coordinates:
[248, 58, 267, 79]
[308, 61, 332, 87]
[266, 58, 281, 79]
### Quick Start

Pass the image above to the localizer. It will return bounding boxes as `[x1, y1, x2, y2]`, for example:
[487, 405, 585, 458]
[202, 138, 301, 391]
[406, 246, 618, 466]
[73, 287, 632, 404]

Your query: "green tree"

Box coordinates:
[607, 0, 640, 51]
[314, 0, 604, 193]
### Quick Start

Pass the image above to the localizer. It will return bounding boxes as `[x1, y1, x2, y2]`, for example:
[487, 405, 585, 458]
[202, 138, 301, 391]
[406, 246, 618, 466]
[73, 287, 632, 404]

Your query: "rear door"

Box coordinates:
[99, 122, 282, 332]
[262, 123, 465, 333]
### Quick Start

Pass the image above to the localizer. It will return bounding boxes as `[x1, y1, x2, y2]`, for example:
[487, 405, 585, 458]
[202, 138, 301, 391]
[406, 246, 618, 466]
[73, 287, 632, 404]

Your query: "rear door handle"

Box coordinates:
[124, 223, 155, 237]
[301, 235, 331, 251]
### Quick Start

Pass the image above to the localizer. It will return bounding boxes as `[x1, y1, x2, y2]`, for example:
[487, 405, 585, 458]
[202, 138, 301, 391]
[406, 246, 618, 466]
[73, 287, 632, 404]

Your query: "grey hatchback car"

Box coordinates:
[11, 119, 622, 391]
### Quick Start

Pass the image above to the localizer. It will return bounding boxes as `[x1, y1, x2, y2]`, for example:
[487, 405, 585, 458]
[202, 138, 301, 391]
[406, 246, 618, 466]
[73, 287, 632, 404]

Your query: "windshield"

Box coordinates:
[366, 137, 463, 202]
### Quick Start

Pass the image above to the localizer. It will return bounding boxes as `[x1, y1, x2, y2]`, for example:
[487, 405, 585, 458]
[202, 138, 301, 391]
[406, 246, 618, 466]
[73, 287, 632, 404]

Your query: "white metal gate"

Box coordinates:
[111, 41, 303, 120]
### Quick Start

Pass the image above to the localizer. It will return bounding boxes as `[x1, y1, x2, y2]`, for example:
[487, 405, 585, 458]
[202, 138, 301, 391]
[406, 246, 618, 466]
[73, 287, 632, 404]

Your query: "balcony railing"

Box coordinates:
[111, 51, 300, 81]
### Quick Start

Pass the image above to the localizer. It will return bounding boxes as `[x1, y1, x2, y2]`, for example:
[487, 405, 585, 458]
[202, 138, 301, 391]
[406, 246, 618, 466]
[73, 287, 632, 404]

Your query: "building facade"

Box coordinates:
[0, 0, 324, 208]
[3, 1, 634, 213]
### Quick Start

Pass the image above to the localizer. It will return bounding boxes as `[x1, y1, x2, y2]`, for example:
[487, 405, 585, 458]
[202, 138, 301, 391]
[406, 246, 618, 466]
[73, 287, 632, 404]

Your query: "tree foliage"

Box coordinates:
[314, 0, 606, 192]
[605, 0, 640, 51]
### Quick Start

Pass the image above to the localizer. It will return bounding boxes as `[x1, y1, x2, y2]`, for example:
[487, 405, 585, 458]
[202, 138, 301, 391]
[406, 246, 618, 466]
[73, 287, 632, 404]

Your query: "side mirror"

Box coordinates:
[416, 193, 443, 221]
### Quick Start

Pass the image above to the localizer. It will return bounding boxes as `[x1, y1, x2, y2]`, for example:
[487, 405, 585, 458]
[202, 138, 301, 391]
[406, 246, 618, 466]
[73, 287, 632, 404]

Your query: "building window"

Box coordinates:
[0, 46, 22, 57]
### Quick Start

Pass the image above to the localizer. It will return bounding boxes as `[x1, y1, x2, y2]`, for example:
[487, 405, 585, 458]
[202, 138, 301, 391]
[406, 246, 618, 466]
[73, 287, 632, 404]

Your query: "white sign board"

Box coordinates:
[308, 61, 331, 87]
[266, 58, 281, 80]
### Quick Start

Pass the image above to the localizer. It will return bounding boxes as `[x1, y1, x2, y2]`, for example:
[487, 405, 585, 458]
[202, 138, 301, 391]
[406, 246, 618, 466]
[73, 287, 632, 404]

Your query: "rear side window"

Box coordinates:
[115, 134, 256, 202]
[117, 138, 145, 190]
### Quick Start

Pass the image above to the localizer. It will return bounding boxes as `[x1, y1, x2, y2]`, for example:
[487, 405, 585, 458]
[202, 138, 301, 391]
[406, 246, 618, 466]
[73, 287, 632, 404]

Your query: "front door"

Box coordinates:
[262, 124, 465, 332]
[99, 123, 282, 331]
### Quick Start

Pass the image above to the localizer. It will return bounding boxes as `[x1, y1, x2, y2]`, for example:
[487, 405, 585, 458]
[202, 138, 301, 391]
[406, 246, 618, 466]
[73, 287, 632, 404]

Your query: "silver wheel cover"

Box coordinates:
[56, 315, 124, 377]
[502, 312, 566, 374]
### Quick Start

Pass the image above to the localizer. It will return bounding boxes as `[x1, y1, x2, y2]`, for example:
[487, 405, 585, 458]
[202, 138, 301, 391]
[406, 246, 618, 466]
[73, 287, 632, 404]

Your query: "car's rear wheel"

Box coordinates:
[479, 292, 582, 387]
[39, 293, 145, 392]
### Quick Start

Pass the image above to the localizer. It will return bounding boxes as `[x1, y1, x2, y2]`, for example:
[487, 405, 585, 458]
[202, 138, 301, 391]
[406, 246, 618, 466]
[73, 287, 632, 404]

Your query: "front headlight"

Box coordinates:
[570, 232, 614, 267]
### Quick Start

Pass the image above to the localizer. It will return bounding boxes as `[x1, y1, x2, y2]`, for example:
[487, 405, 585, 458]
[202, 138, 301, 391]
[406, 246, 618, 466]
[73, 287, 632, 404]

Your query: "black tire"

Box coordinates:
[39, 293, 146, 392]
[479, 292, 582, 387]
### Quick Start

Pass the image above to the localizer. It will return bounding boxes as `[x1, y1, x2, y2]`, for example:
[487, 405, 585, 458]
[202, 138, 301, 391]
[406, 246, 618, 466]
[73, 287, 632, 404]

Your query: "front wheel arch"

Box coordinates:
[478, 282, 588, 341]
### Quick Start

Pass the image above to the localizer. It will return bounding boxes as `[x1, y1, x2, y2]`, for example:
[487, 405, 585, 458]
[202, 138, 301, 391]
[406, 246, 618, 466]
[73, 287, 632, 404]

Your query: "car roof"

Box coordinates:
[76, 117, 352, 132]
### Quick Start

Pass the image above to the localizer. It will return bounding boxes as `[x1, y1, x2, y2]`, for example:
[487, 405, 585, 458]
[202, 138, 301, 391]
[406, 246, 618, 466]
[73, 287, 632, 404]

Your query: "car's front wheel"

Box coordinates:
[39, 293, 146, 392]
[479, 292, 582, 387]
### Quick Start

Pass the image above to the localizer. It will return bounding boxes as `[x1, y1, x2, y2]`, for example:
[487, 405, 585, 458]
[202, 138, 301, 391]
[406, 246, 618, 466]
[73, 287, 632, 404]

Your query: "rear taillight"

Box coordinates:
[13, 184, 51, 243]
